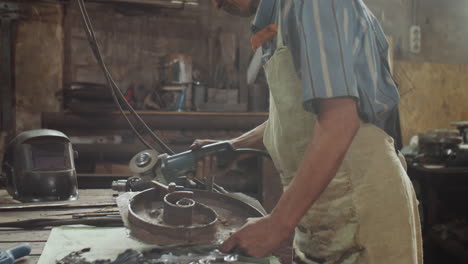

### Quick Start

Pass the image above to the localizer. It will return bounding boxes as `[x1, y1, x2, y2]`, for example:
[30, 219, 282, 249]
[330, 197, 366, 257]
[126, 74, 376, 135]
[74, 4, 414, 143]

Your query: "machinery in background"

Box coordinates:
[404, 122, 468, 263]
[453, 121, 468, 144]
[403, 121, 468, 167]
[1, 129, 78, 202]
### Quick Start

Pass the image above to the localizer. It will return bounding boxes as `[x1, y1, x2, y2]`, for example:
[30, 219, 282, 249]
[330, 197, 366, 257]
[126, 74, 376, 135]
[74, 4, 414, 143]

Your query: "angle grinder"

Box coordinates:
[112, 141, 269, 192]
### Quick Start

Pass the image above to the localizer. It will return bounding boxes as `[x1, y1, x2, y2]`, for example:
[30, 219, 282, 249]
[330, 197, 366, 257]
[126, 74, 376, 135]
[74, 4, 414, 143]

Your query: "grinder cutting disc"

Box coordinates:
[129, 149, 159, 178]
[118, 188, 265, 245]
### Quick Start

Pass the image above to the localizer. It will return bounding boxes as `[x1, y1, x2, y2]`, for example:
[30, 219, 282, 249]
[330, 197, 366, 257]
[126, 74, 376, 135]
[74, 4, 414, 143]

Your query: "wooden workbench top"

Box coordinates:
[0, 189, 117, 264]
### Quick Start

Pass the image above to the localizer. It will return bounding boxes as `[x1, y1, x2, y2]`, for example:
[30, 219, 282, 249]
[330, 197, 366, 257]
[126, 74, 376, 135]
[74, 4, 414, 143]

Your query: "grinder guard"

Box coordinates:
[1, 129, 78, 202]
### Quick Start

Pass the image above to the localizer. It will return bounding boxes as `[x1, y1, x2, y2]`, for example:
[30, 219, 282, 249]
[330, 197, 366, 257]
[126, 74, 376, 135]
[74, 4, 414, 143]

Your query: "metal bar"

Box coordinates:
[0, 217, 123, 228]
[0, 202, 116, 211]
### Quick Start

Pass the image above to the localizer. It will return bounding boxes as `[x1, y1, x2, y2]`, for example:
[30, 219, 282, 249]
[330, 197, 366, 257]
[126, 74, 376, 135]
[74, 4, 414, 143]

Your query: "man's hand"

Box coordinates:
[190, 139, 222, 179]
[220, 215, 291, 258]
[190, 139, 219, 149]
[251, 24, 278, 51]
[190, 139, 239, 180]
[188, 120, 267, 179]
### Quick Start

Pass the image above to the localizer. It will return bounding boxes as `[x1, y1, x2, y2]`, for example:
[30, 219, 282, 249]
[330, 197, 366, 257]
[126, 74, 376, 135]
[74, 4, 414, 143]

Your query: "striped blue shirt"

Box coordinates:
[253, 0, 401, 139]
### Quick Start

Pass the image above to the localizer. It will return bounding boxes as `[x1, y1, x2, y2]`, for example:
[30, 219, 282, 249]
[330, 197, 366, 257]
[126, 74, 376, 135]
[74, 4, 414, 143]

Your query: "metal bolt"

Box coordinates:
[168, 182, 177, 193]
[136, 152, 152, 168]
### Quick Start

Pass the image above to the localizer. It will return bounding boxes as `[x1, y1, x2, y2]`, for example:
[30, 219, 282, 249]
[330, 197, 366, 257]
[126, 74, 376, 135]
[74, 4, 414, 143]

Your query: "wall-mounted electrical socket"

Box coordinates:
[410, 25, 421, 54]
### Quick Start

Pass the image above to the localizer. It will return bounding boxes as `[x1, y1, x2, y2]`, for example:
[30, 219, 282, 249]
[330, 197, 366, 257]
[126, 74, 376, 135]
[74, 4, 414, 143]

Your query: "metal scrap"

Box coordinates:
[56, 248, 238, 264]
[0, 202, 116, 211]
[0, 217, 122, 229]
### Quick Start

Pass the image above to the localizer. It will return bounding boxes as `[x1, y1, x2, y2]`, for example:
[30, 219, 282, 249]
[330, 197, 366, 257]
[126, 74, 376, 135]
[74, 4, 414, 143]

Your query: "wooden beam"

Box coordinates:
[42, 111, 268, 130]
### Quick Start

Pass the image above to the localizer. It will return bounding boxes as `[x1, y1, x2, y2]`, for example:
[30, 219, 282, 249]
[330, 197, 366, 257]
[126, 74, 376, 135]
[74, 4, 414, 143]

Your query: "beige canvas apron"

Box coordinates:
[262, 9, 423, 264]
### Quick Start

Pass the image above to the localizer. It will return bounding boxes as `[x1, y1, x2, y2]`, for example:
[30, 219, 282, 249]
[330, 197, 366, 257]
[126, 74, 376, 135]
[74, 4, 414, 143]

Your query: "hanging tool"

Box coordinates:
[0, 244, 31, 264]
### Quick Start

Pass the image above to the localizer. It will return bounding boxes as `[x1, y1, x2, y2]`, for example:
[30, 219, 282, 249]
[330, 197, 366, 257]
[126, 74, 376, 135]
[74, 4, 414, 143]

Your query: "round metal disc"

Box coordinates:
[129, 149, 159, 175]
[126, 188, 265, 245]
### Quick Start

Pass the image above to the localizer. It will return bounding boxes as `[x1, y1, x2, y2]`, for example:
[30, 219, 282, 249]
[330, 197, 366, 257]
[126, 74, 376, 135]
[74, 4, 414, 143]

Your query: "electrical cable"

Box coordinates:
[76, 0, 175, 155]
[234, 148, 271, 159]
[77, 0, 153, 151]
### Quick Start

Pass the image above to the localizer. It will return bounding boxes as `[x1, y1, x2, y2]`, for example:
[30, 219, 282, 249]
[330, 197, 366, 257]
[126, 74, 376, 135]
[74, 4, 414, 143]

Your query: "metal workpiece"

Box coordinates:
[111, 180, 129, 192]
[452, 121, 468, 144]
[120, 188, 265, 245]
[162, 191, 217, 228]
[56, 247, 243, 264]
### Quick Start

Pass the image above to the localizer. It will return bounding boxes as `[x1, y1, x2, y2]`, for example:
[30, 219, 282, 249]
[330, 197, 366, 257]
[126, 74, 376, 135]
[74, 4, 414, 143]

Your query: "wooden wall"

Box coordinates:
[15, 3, 64, 132]
[395, 61, 468, 145]
[0, 2, 64, 169]
[64, 1, 253, 105]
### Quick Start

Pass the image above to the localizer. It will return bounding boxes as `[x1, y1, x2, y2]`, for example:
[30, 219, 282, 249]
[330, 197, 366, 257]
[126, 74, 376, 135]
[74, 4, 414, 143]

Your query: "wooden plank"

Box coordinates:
[113, 111, 269, 116]
[42, 111, 268, 130]
[16, 256, 39, 264]
[0, 207, 117, 223]
[0, 229, 51, 242]
[0, 189, 117, 223]
[0, 189, 116, 205]
[395, 61, 468, 145]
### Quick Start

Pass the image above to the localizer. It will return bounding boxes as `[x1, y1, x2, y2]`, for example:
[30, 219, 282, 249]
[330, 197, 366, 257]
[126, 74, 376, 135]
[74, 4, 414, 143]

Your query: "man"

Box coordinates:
[193, 0, 423, 263]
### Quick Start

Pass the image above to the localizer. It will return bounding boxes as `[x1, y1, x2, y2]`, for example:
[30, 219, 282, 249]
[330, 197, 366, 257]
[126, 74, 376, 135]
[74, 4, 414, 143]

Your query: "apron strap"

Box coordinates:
[276, 0, 285, 49]
[277, 0, 294, 49]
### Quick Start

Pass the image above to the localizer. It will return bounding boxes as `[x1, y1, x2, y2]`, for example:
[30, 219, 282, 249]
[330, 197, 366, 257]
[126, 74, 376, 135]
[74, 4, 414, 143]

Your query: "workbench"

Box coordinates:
[0, 189, 117, 263]
[0, 187, 291, 263]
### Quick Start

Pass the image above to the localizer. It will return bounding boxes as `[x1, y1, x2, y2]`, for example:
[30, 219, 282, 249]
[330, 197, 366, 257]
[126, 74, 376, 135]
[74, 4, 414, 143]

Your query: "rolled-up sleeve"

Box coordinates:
[295, 0, 360, 113]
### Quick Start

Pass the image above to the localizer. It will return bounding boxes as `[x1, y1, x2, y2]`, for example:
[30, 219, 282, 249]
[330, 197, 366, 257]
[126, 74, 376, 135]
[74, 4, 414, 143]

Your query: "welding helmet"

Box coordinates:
[1, 129, 78, 202]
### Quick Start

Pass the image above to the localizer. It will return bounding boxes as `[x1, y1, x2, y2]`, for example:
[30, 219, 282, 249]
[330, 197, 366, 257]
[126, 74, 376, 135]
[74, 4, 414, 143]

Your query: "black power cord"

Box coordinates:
[76, 0, 174, 155]
[235, 148, 271, 159]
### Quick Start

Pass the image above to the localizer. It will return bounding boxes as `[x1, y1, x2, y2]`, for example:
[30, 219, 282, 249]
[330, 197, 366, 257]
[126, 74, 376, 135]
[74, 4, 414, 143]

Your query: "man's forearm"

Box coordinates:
[230, 121, 267, 150]
[269, 99, 360, 234]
